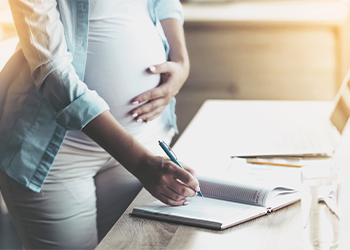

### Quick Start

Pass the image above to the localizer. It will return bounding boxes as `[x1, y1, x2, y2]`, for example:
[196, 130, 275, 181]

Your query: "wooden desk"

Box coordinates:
[96, 100, 350, 250]
[96, 189, 301, 250]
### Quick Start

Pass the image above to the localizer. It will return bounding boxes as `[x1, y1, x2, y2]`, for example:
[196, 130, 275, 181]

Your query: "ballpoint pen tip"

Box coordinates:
[198, 191, 204, 198]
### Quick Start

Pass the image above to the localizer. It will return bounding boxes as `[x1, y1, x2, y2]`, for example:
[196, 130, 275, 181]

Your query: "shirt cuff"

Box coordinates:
[157, 0, 184, 24]
[54, 90, 109, 130]
[158, 11, 184, 24]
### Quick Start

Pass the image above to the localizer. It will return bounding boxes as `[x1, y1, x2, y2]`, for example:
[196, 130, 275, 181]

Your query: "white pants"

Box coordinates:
[0, 127, 174, 249]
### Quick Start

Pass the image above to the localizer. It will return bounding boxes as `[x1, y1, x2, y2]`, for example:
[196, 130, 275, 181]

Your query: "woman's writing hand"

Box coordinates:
[83, 111, 198, 206]
[130, 61, 189, 123]
[134, 156, 199, 206]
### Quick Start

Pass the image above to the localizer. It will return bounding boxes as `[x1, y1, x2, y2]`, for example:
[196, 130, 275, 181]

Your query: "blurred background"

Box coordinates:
[0, 2, 21, 249]
[1, 0, 350, 248]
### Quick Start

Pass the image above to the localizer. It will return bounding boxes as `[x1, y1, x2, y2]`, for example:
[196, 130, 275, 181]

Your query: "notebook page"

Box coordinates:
[266, 187, 300, 204]
[267, 192, 301, 211]
[198, 175, 272, 206]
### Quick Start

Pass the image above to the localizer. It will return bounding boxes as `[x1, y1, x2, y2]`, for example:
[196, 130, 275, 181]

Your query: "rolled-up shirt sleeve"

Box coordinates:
[9, 0, 109, 131]
[156, 0, 184, 24]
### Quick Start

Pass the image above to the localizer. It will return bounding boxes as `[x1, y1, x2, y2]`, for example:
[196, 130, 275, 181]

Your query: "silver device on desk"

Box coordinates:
[232, 69, 350, 158]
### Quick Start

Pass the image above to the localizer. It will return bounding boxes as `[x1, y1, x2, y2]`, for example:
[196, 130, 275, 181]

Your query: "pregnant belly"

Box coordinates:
[84, 11, 166, 132]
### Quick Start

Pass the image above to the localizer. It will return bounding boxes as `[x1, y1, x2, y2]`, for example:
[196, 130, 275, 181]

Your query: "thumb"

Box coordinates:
[148, 62, 172, 74]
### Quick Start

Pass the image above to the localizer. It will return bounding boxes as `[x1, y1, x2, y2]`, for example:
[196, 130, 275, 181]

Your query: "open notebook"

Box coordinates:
[131, 158, 300, 230]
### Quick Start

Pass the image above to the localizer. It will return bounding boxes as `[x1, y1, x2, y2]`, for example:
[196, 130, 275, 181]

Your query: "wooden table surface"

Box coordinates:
[97, 100, 343, 250]
[96, 189, 302, 250]
[96, 100, 350, 250]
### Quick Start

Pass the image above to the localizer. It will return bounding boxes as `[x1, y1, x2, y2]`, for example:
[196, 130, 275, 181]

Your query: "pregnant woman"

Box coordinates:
[0, 0, 199, 249]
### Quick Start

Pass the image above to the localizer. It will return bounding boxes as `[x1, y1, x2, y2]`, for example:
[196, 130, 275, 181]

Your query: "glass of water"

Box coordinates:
[301, 161, 341, 250]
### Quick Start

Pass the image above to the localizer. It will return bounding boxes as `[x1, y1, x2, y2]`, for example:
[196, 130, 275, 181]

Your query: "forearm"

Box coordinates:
[82, 110, 199, 206]
[161, 18, 189, 75]
[82, 111, 153, 175]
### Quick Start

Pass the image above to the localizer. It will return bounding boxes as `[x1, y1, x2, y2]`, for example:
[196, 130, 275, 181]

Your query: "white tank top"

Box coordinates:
[64, 0, 167, 151]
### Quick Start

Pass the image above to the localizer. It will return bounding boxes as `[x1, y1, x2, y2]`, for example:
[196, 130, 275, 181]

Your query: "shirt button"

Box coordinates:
[79, 3, 84, 11]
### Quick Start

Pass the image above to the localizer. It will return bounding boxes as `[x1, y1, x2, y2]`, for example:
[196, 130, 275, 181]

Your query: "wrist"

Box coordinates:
[130, 153, 163, 188]
[170, 54, 189, 71]
[128, 149, 157, 177]
[178, 58, 190, 77]
[171, 57, 190, 82]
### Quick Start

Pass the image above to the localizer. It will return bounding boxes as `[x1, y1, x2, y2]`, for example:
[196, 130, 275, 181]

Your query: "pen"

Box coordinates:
[158, 141, 204, 197]
[246, 159, 302, 168]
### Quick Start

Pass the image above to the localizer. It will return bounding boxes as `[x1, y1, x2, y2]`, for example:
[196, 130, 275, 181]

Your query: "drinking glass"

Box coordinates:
[301, 162, 341, 250]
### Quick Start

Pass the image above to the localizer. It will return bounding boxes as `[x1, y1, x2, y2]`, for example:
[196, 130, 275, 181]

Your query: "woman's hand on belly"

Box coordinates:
[130, 60, 189, 123]
[130, 18, 190, 123]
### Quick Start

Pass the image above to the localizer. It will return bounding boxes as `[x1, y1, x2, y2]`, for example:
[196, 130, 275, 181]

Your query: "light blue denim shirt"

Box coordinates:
[0, 0, 183, 192]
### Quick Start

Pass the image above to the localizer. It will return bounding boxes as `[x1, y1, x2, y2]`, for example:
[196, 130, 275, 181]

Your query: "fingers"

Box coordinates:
[131, 62, 174, 105]
[132, 86, 168, 105]
[130, 86, 173, 122]
[130, 62, 183, 123]
[135, 106, 165, 123]
[131, 100, 166, 122]
[171, 164, 199, 197]
[157, 193, 189, 206]
[156, 179, 195, 206]
[133, 97, 164, 115]
[180, 161, 197, 177]
[148, 62, 174, 75]
[140, 158, 199, 206]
